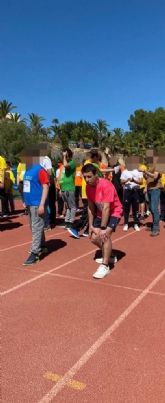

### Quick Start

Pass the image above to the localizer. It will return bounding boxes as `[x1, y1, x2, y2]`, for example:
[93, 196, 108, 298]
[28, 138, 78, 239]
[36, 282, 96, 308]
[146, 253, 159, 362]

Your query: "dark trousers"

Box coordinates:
[5, 192, 15, 213]
[48, 184, 56, 226]
[0, 189, 8, 214]
[160, 190, 165, 221]
[123, 188, 140, 225]
[72, 199, 88, 231]
[75, 186, 82, 208]
[148, 188, 160, 232]
[56, 189, 64, 215]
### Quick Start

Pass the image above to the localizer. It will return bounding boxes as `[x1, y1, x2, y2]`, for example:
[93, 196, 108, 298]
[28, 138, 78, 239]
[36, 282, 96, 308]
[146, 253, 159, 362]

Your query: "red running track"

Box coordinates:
[1, 206, 165, 402]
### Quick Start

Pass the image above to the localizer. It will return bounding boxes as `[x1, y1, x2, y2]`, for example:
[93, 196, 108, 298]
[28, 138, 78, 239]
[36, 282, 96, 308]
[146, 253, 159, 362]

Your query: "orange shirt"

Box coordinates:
[75, 165, 82, 187]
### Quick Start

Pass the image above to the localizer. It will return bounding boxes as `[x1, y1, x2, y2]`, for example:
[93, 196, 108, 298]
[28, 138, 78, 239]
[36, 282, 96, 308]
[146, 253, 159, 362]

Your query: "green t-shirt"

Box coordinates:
[59, 160, 76, 191]
[92, 163, 103, 177]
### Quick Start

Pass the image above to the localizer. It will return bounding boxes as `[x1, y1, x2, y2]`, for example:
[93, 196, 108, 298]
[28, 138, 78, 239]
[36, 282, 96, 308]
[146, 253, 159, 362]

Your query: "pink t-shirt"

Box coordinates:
[86, 178, 123, 218]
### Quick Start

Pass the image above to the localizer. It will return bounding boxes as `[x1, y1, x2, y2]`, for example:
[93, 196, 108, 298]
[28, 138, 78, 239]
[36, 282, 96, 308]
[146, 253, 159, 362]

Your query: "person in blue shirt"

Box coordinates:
[23, 156, 51, 265]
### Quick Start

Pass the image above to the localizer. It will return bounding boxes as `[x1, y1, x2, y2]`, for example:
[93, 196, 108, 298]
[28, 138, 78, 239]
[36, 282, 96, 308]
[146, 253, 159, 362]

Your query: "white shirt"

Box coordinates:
[120, 169, 143, 189]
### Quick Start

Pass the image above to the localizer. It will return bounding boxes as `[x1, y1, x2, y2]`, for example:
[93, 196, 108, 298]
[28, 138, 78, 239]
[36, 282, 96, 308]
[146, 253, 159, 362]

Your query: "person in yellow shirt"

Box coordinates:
[138, 164, 148, 220]
[160, 172, 165, 221]
[17, 161, 27, 213]
[0, 155, 7, 216]
[17, 162, 26, 186]
[4, 161, 15, 213]
[0, 155, 6, 187]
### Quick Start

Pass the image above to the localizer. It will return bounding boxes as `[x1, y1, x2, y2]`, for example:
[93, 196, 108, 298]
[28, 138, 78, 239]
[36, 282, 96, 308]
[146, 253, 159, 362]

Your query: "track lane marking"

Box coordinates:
[1, 231, 142, 296]
[44, 372, 86, 391]
[38, 267, 165, 403]
[0, 230, 67, 252]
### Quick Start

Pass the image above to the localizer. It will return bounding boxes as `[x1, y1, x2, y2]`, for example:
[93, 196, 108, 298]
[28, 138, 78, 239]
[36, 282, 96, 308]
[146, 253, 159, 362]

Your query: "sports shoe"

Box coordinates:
[44, 225, 51, 231]
[150, 231, 159, 237]
[39, 247, 49, 255]
[28, 246, 49, 255]
[93, 264, 109, 279]
[134, 224, 140, 231]
[95, 255, 117, 264]
[67, 228, 80, 239]
[82, 231, 89, 237]
[23, 252, 39, 266]
[123, 224, 128, 231]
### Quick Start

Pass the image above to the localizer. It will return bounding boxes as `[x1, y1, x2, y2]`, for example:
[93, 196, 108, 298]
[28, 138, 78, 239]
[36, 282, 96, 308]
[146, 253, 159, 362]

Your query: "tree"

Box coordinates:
[28, 113, 45, 136]
[0, 100, 16, 120]
[0, 120, 31, 163]
[6, 113, 26, 123]
[50, 118, 59, 139]
[93, 119, 109, 146]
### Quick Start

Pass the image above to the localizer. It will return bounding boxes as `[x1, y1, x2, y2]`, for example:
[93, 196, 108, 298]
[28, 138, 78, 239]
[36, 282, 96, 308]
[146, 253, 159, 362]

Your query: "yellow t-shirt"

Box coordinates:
[4, 169, 15, 192]
[138, 164, 147, 189]
[161, 173, 165, 187]
[81, 159, 91, 199]
[0, 156, 6, 184]
[0, 156, 7, 170]
[17, 163, 26, 182]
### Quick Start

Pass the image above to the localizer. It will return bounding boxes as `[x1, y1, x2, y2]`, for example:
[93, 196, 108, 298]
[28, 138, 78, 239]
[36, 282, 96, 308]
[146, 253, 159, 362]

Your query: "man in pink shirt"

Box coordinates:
[82, 163, 123, 279]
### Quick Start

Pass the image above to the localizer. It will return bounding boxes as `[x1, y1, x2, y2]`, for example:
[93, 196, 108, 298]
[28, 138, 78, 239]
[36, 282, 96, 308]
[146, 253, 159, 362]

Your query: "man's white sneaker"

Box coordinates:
[95, 255, 117, 264]
[93, 264, 109, 279]
[123, 224, 128, 231]
[134, 224, 140, 231]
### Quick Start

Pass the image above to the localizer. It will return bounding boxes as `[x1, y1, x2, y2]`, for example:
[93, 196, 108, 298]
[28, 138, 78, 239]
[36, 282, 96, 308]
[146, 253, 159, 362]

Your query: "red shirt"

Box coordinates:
[39, 169, 49, 185]
[86, 178, 123, 218]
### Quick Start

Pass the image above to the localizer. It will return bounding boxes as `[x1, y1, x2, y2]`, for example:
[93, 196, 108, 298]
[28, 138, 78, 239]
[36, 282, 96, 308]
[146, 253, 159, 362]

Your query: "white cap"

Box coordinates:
[40, 156, 52, 171]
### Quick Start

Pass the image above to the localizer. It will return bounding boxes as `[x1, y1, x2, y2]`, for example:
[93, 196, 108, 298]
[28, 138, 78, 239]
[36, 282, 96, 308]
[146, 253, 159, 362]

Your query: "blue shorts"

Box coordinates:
[93, 216, 120, 232]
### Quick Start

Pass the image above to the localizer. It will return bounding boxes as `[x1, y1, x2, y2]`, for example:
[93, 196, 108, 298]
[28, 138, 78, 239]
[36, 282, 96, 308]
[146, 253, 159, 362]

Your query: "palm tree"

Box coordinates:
[6, 112, 26, 123]
[93, 119, 109, 146]
[0, 100, 16, 120]
[28, 113, 45, 135]
[50, 118, 59, 138]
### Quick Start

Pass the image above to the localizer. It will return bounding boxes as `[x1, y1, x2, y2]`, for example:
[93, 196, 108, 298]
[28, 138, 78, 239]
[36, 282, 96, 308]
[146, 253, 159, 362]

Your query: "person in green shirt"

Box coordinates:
[59, 148, 76, 228]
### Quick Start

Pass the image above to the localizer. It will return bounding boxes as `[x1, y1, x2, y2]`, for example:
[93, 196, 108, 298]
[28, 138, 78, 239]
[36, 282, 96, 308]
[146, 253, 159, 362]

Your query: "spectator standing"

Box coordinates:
[59, 148, 76, 228]
[121, 167, 143, 231]
[55, 160, 65, 217]
[142, 165, 162, 236]
[75, 162, 82, 210]
[4, 161, 15, 213]
[17, 161, 27, 213]
[0, 155, 6, 216]
[160, 172, 165, 221]
[23, 157, 51, 265]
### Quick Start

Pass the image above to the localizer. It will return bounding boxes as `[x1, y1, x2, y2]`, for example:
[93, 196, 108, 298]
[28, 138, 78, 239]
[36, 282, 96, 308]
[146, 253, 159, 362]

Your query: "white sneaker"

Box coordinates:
[134, 224, 140, 231]
[123, 224, 128, 231]
[95, 255, 117, 264]
[93, 264, 109, 279]
[145, 210, 150, 216]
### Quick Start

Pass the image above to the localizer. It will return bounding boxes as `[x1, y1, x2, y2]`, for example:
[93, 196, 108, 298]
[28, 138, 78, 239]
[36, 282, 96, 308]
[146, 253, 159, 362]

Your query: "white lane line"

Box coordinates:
[0, 231, 67, 252]
[38, 267, 165, 403]
[0, 224, 143, 252]
[18, 268, 165, 297]
[0, 249, 97, 296]
[0, 231, 140, 296]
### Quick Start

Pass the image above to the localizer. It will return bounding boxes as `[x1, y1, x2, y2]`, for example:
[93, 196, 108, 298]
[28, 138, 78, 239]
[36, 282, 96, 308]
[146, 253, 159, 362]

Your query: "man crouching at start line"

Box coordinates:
[81, 163, 123, 279]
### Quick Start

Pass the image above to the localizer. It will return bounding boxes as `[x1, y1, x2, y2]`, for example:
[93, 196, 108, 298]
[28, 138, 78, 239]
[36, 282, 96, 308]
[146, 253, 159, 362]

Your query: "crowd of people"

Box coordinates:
[0, 149, 165, 279]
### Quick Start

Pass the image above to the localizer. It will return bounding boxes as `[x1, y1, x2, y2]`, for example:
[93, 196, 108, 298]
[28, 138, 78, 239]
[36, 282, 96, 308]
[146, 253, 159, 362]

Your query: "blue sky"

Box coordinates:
[0, 0, 165, 130]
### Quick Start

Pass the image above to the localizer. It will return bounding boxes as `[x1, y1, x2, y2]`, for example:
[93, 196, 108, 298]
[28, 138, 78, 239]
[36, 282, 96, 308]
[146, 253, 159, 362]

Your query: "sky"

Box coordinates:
[0, 0, 165, 130]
